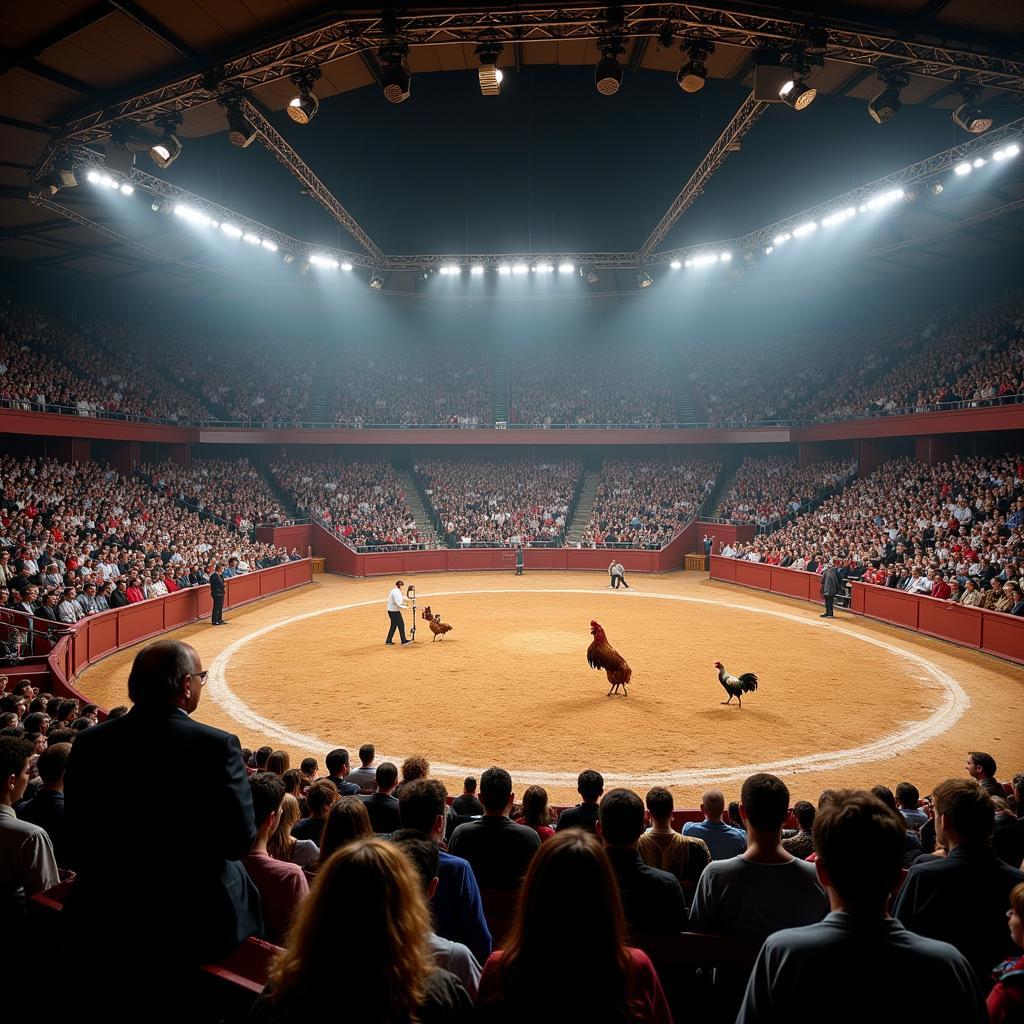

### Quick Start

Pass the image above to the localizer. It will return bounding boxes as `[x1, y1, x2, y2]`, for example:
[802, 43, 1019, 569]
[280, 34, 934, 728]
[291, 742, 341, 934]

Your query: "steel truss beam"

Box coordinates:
[50, 4, 1024, 144]
[241, 99, 384, 264]
[382, 252, 639, 271]
[641, 92, 768, 256]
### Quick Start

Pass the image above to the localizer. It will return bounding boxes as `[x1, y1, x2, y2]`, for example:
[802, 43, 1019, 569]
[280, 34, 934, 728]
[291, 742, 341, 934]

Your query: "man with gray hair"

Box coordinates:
[64, 639, 260, 1003]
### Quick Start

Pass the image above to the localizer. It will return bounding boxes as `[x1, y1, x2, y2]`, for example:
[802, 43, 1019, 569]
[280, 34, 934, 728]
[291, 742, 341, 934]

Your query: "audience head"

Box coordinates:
[462, 776, 477, 795]
[299, 756, 318, 778]
[1009, 882, 1024, 952]
[480, 766, 514, 814]
[281, 768, 304, 799]
[0, 734, 34, 805]
[306, 778, 339, 819]
[966, 751, 997, 781]
[36, 741, 70, 787]
[267, 793, 302, 861]
[266, 750, 290, 776]
[358, 743, 375, 767]
[933, 778, 995, 847]
[521, 785, 550, 827]
[870, 785, 898, 812]
[701, 789, 726, 822]
[255, 745, 273, 771]
[319, 796, 373, 861]
[645, 786, 675, 826]
[398, 778, 448, 840]
[375, 761, 398, 793]
[577, 769, 604, 803]
[740, 772, 790, 833]
[325, 748, 350, 778]
[400, 755, 429, 785]
[250, 771, 286, 834]
[106, 705, 128, 719]
[598, 788, 645, 848]
[391, 831, 441, 899]
[895, 782, 920, 810]
[792, 799, 816, 831]
[126, 640, 204, 712]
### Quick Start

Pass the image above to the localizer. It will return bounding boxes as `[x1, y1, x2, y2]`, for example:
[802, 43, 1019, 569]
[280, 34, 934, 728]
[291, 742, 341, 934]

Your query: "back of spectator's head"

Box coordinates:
[817, 788, 837, 809]
[358, 743, 374, 767]
[375, 761, 398, 793]
[793, 800, 816, 831]
[814, 790, 906, 908]
[645, 786, 674, 824]
[701, 789, 726, 820]
[599, 788, 645, 847]
[126, 640, 199, 708]
[967, 751, 997, 779]
[299, 757, 318, 778]
[391, 831, 440, 897]
[107, 705, 128, 719]
[870, 785, 898, 812]
[480, 766, 513, 813]
[282, 768, 304, 798]
[521, 785, 549, 827]
[249, 771, 286, 827]
[895, 782, 920, 809]
[463, 776, 477, 794]
[0, 713, 18, 731]
[0, 734, 33, 794]
[56, 699, 78, 723]
[266, 750, 290, 776]
[45, 727, 75, 746]
[255, 745, 273, 770]
[398, 778, 447, 835]
[741, 773, 790, 832]
[933, 778, 995, 844]
[306, 778, 339, 817]
[319, 797, 373, 860]
[400, 755, 429, 784]
[325, 748, 349, 777]
[577, 769, 604, 803]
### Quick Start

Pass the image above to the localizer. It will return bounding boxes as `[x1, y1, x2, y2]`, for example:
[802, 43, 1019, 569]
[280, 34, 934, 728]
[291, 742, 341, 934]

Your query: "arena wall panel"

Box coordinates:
[255, 525, 313, 552]
[697, 524, 756, 553]
[45, 561, 314, 708]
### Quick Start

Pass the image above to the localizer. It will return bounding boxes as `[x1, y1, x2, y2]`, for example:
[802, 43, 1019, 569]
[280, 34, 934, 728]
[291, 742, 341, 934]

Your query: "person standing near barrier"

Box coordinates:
[609, 561, 630, 590]
[386, 579, 413, 646]
[210, 562, 226, 626]
[820, 562, 839, 618]
[515, 546, 524, 576]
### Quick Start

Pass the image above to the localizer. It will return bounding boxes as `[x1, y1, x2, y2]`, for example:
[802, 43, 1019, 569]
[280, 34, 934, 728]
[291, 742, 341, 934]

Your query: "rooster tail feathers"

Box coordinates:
[738, 672, 758, 692]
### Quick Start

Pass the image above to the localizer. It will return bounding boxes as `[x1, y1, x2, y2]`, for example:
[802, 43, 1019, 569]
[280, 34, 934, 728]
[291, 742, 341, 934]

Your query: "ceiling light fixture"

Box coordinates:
[287, 68, 322, 125]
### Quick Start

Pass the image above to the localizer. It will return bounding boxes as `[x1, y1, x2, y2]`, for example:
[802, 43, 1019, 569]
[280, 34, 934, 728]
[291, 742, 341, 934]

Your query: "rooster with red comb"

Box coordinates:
[587, 620, 632, 696]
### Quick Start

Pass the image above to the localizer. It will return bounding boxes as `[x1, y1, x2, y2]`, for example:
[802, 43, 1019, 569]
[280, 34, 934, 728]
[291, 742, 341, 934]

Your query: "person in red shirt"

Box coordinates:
[514, 785, 555, 842]
[163, 573, 179, 594]
[125, 580, 144, 603]
[477, 829, 672, 1023]
[988, 882, 1024, 1024]
[931, 574, 952, 600]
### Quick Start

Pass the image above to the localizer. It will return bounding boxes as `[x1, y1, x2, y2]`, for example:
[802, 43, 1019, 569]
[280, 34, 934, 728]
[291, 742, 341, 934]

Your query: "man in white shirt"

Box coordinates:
[57, 588, 84, 624]
[386, 579, 412, 646]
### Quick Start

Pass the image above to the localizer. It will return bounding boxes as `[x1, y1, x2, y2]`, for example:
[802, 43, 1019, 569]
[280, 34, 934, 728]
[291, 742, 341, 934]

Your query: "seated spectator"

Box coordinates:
[452, 776, 484, 817]
[598, 788, 686, 936]
[896, 782, 928, 829]
[0, 734, 58, 914]
[448, 767, 541, 891]
[396, 778, 492, 965]
[260, 839, 473, 1023]
[392, 831, 483, 999]
[683, 789, 748, 860]
[18, 741, 69, 868]
[476, 830, 672, 1024]
[291, 778, 338, 843]
[324, 747, 360, 795]
[244, 772, 309, 945]
[871, 785, 923, 867]
[781, 800, 816, 859]
[268, 793, 319, 870]
[988, 882, 1024, 1024]
[555, 769, 604, 833]
[515, 785, 554, 841]
[317, 795, 372, 866]
[360, 761, 401, 834]
[737, 790, 987, 1023]
[398, 755, 430, 795]
[969, 751, 1007, 799]
[895, 778, 1024, 986]
[994, 774, 1024, 869]
[346, 743, 377, 792]
[636, 786, 711, 897]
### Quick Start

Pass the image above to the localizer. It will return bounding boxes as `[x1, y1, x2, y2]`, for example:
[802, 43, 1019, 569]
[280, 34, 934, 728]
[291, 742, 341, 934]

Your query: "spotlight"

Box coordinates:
[677, 37, 714, 94]
[476, 40, 504, 96]
[720, 252, 732, 262]
[498, 265, 511, 276]
[973, 157, 986, 168]
[952, 86, 992, 134]
[341, 262, 353, 271]
[470, 265, 484, 276]
[558, 262, 575, 274]
[282, 253, 296, 264]
[867, 70, 909, 125]
[993, 144, 1020, 161]
[512, 263, 529, 275]
[953, 161, 972, 175]
[224, 100, 258, 148]
[637, 271, 653, 289]
[119, 183, 134, 195]
[382, 62, 411, 104]
[221, 223, 243, 238]
[595, 8, 626, 95]
[779, 77, 816, 110]
[310, 254, 339, 269]
[287, 69, 321, 125]
[670, 260, 682, 270]
[261, 239, 278, 252]
[582, 265, 600, 284]
[535, 263, 553, 274]
[149, 113, 183, 169]
[28, 175, 62, 198]
[930, 180, 944, 195]
[151, 199, 172, 215]
[595, 54, 623, 96]
[369, 271, 386, 290]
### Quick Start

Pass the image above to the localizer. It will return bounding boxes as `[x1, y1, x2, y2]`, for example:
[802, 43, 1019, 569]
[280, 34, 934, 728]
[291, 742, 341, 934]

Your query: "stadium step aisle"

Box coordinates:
[395, 469, 441, 547]
[492, 352, 510, 424]
[672, 358, 699, 425]
[306, 350, 337, 425]
[565, 469, 601, 544]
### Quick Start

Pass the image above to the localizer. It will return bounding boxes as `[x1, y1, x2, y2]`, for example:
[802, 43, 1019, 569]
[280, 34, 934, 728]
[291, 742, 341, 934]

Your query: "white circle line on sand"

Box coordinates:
[206, 588, 971, 788]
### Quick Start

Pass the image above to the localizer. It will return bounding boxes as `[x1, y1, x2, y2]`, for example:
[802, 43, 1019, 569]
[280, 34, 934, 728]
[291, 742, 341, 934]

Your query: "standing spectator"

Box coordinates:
[895, 779, 1024, 986]
[683, 789, 748, 860]
[736, 790, 987, 1023]
[244, 772, 309, 945]
[968, 752, 1006, 799]
[346, 744, 377, 792]
[209, 562, 226, 626]
[820, 562, 840, 618]
[555, 769, 604, 833]
[637, 786, 711, 897]
[476, 830, 673, 1024]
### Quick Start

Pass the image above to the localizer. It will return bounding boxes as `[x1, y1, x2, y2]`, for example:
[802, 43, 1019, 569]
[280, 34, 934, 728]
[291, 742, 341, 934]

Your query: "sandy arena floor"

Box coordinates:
[76, 571, 1024, 808]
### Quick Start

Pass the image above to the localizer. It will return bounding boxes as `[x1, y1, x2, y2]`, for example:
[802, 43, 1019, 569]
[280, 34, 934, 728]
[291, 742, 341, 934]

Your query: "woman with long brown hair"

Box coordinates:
[514, 785, 555, 841]
[261, 838, 472, 1023]
[267, 793, 319, 869]
[317, 795, 373, 865]
[476, 830, 672, 1023]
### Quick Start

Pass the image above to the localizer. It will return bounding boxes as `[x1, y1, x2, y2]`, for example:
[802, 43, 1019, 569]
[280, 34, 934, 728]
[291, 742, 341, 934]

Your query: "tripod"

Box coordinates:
[407, 585, 417, 642]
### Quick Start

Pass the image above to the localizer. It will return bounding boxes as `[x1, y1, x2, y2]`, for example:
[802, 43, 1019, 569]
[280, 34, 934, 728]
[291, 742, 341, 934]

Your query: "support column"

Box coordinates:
[857, 439, 889, 477]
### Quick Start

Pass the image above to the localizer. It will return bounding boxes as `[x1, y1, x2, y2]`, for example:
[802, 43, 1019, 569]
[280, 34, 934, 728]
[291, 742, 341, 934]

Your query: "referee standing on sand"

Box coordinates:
[210, 562, 226, 625]
[386, 579, 413, 645]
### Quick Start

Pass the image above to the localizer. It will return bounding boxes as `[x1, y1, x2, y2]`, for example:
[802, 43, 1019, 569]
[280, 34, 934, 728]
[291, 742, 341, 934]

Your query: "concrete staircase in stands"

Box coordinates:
[565, 468, 601, 545]
[492, 352, 510, 424]
[672, 359, 699, 424]
[395, 469, 441, 547]
[256, 462, 302, 523]
[305, 350, 337, 425]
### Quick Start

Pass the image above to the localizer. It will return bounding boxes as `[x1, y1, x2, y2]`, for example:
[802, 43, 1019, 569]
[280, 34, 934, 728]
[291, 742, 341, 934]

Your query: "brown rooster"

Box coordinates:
[421, 605, 453, 642]
[587, 620, 632, 696]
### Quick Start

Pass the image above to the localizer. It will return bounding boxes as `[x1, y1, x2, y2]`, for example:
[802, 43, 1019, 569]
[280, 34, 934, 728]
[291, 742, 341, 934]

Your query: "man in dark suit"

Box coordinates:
[820, 561, 839, 618]
[63, 639, 260, 1006]
[360, 760, 402, 834]
[209, 562, 226, 625]
[555, 769, 604, 833]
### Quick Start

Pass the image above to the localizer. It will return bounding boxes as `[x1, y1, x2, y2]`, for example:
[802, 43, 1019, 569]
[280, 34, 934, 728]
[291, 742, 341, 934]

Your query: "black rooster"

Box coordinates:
[715, 661, 758, 708]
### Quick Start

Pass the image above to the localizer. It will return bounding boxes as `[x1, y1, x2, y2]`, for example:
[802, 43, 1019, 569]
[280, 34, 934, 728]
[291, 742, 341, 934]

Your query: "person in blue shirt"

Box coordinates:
[682, 789, 747, 860]
[221, 556, 240, 579]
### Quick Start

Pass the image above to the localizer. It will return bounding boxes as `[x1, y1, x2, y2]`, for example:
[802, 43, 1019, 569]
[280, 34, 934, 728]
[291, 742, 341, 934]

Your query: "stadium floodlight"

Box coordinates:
[792, 221, 818, 237]
[221, 222, 243, 238]
[86, 170, 101, 184]
[243, 233, 260, 245]
[224, 99, 258, 148]
[677, 37, 714, 94]
[953, 161, 972, 176]
[119, 183, 134, 195]
[993, 143, 1021, 161]
[369, 271, 386, 289]
[476, 40, 504, 96]
[558, 262, 575, 274]
[867, 71, 909, 125]
[261, 239, 278, 252]
[535, 263, 553, 274]
[341, 262, 353, 271]
[670, 260, 682, 269]
[973, 157, 986, 168]
[720, 251, 732, 262]
[779, 77, 816, 110]
[637, 271, 653, 288]
[441, 264, 461, 276]
[470, 265, 485, 276]
[310, 254, 339, 269]
[512, 263, 529, 275]
[149, 113, 183, 169]
[497, 264, 511, 276]
[952, 86, 993, 134]
[764, 245, 774, 255]
[287, 69, 321, 125]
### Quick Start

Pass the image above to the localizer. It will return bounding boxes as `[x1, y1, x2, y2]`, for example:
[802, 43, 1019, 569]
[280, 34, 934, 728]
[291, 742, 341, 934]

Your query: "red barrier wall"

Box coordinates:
[255, 524, 313, 553]
[45, 560, 314, 708]
[710, 558, 1024, 666]
[697, 523, 756, 554]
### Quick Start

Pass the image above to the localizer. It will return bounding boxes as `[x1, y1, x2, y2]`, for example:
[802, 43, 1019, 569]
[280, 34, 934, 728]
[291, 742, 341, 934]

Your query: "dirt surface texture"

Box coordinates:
[77, 571, 1024, 808]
